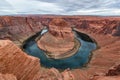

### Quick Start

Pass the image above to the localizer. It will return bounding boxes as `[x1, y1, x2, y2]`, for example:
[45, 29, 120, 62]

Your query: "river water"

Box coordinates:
[22, 29, 96, 69]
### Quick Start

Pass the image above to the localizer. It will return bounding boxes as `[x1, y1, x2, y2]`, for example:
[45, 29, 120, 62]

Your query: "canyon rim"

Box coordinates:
[0, 15, 120, 80]
[0, 0, 120, 80]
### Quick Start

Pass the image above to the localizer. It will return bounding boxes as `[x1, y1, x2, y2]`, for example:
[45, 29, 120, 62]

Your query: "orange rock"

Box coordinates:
[106, 61, 120, 76]
[0, 16, 43, 46]
[37, 18, 79, 59]
[0, 40, 76, 80]
[92, 76, 120, 80]
[0, 73, 17, 80]
[0, 15, 120, 80]
[61, 69, 75, 80]
[0, 40, 41, 80]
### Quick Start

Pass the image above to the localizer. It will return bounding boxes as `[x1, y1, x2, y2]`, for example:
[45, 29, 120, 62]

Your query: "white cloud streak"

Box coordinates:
[0, 0, 120, 16]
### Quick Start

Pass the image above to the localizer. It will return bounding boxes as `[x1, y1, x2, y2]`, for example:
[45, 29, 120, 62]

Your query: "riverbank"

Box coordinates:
[0, 15, 120, 80]
[22, 28, 96, 69]
[35, 28, 81, 59]
[70, 28, 120, 80]
[43, 38, 80, 59]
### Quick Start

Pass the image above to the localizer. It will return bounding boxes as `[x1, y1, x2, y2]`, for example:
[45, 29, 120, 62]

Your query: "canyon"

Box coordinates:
[37, 18, 80, 59]
[0, 15, 120, 80]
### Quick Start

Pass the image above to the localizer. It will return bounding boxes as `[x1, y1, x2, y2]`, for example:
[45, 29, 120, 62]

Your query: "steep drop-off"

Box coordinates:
[0, 15, 120, 80]
[0, 40, 74, 80]
[37, 18, 80, 59]
[0, 16, 43, 46]
[0, 40, 41, 80]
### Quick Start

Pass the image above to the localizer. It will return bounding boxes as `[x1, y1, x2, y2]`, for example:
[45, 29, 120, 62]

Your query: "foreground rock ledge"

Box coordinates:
[0, 40, 41, 80]
[0, 73, 17, 80]
[0, 40, 76, 80]
[37, 18, 80, 59]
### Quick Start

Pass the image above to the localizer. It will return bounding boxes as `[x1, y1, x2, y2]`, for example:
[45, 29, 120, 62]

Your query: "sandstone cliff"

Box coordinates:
[37, 18, 80, 59]
[0, 73, 17, 80]
[0, 40, 74, 80]
[92, 76, 120, 80]
[0, 16, 120, 45]
[90, 61, 120, 80]
[0, 16, 43, 46]
[0, 40, 41, 80]
[0, 15, 120, 80]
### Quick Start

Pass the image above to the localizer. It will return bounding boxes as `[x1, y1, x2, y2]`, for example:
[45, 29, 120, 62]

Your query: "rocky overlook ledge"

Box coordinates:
[0, 15, 120, 80]
[37, 18, 80, 59]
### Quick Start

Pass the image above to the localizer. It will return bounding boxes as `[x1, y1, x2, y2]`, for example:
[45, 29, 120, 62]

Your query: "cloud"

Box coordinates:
[6, 0, 63, 14]
[34, 0, 120, 15]
[0, 0, 17, 15]
[67, 9, 120, 16]
[0, 0, 120, 15]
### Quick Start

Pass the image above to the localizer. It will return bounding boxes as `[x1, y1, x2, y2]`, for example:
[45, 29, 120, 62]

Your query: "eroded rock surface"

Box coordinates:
[0, 40, 75, 80]
[92, 76, 120, 80]
[106, 61, 120, 76]
[0, 73, 17, 80]
[37, 18, 80, 59]
[91, 62, 120, 80]
[0, 15, 120, 80]
[39, 68, 74, 80]
[0, 16, 43, 46]
[0, 40, 41, 80]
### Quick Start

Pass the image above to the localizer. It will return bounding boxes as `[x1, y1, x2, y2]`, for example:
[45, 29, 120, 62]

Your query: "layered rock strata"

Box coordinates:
[39, 68, 74, 80]
[0, 73, 17, 80]
[0, 40, 76, 80]
[0, 15, 120, 80]
[0, 16, 120, 46]
[37, 18, 80, 59]
[92, 76, 120, 80]
[70, 29, 120, 80]
[0, 16, 43, 46]
[0, 40, 41, 80]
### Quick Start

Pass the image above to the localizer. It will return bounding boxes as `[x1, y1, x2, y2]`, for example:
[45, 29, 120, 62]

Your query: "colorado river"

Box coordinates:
[22, 28, 96, 69]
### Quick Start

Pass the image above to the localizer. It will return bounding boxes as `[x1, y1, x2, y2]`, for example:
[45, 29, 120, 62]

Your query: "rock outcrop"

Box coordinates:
[0, 15, 120, 80]
[39, 68, 74, 80]
[112, 22, 120, 36]
[0, 16, 120, 46]
[0, 40, 41, 80]
[106, 61, 120, 76]
[0, 16, 43, 46]
[37, 18, 80, 59]
[0, 73, 17, 80]
[0, 40, 75, 80]
[92, 76, 120, 80]
[91, 62, 120, 80]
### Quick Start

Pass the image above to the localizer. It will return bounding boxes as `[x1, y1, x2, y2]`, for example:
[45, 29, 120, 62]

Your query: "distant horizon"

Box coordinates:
[1, 0, 120, 16]
[1, 14, 120, 17]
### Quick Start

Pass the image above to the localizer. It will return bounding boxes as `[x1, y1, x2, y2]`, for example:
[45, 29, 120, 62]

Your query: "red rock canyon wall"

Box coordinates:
[0, 15, 120, 80]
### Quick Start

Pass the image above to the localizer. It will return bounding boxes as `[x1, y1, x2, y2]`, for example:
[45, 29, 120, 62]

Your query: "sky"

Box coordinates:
[0, 0, 120, 16]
